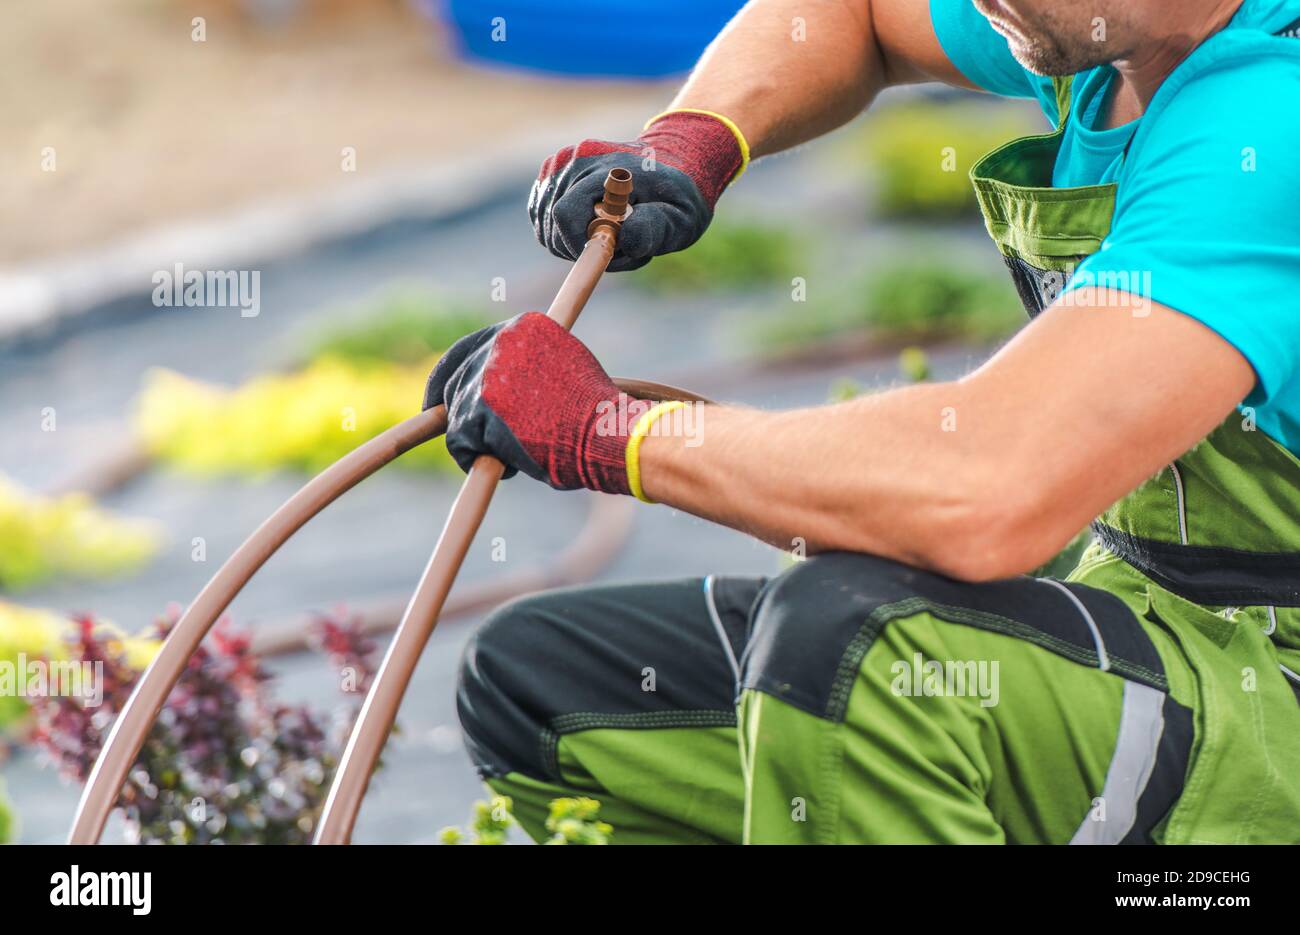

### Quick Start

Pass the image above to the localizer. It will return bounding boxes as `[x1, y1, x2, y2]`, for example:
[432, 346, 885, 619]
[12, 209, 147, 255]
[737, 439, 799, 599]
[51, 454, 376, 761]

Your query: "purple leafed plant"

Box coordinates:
[27, 609, 380, 845]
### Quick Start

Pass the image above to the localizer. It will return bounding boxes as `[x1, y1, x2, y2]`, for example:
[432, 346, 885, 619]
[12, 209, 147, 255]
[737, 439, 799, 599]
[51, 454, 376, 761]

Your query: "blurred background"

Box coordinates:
[0, 0, 1039, 843]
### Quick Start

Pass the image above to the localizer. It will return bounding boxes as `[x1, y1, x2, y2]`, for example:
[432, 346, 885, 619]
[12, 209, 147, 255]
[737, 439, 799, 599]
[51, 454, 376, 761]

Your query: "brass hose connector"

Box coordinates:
[587, 167, 634, 239]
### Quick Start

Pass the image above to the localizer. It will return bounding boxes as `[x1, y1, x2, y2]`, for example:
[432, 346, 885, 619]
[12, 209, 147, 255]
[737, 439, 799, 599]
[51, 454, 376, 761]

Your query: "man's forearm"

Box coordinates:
[637, 382, 1053, 580]
[636, 296, 1255, 583]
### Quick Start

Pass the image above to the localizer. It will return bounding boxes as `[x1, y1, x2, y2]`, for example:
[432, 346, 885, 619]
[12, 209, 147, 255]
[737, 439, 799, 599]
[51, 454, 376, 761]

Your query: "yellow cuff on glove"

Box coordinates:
[625, 401, 688, 504]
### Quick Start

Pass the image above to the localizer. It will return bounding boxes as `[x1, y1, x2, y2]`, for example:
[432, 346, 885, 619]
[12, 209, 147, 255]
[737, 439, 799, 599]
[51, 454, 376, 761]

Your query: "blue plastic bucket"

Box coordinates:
[430, 0, 744, 78]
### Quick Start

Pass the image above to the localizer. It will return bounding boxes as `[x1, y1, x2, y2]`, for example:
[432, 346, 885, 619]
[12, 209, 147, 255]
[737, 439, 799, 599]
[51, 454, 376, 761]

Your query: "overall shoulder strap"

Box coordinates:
[1049, 75, 1074, 129]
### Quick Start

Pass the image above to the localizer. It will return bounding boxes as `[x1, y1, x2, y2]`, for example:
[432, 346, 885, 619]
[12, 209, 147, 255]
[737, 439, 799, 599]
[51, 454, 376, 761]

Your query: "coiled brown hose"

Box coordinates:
[68, 169, 713, 845]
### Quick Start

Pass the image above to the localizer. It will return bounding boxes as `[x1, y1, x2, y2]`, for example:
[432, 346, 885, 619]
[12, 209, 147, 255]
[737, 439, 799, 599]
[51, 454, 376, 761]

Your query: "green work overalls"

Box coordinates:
[966, 73, 1300, 842]
[455, 72, 1300, 845]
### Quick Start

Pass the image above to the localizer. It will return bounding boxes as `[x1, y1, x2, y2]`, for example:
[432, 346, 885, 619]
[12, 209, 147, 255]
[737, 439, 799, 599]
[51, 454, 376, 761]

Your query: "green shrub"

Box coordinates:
[851, 99, 1037, 219]
[749, 301, 862, 351]
[748, 256, 1022, 354]
[439, 795, 515, 846]
[860, 260, 1023, 342]
[631, 220, 803, 293]
[542, 796, 613, 845]
[309, 289, 492, 367]
[439, 794, 613, 845]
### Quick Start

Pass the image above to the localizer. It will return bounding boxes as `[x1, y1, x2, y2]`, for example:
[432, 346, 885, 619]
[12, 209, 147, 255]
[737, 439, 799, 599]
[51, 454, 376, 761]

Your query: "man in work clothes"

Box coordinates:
[423, 0, 1300, 843]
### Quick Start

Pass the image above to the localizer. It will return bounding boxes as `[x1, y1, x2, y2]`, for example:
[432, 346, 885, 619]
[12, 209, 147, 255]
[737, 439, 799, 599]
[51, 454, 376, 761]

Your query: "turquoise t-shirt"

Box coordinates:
[930, 0, 1300, 454]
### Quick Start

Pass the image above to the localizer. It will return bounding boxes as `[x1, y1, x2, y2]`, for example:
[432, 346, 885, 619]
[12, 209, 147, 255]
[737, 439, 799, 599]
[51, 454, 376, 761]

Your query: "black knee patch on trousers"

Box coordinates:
[740, 552, 1169, 722]
[458, 577, 764, 781]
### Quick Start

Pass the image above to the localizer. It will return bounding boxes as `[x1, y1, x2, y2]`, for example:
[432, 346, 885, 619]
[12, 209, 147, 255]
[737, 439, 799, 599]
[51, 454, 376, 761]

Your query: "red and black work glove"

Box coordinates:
[529, 110, 747, 272]
[422, 312, 652, 494]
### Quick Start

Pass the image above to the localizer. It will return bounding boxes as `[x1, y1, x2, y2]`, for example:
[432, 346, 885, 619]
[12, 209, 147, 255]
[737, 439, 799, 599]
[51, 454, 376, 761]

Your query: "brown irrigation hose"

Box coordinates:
[67, 373, 708, 844]
[247, 495, 638, 658]
[314, 387, 713, 844]
[68, 169, 713, 844]
[251, 380, 714, 660]
[312, 169, 637, 844]
[67, 405, 449, 844]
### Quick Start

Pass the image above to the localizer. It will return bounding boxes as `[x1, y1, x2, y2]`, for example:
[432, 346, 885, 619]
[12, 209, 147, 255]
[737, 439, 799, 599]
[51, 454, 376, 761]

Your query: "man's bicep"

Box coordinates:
[965, 293, 1255, 532]
[870, 0, 979, 87]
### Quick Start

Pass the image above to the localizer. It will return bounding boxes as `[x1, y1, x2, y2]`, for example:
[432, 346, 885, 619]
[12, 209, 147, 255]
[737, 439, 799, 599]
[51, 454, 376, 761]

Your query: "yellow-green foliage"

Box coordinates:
[0, 601, 65, 661]
[0, 476, 159, 592]
[828, 378, 864, 403]
[0, 602, 158, 671]
[631, 220, 803, 293]
[543, 796, 612, 845]
[0, 601, 158, 730]
[0, 777, 14, 843]
[438, 794, 613, 845]
[139, 288, 482, 477]
[135, 360, 458, 476]
[898, 346, 933, 382]
[855, 99, 1037, 218]
[0, 600, 63, 729]
[439, 794, 515, 845]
